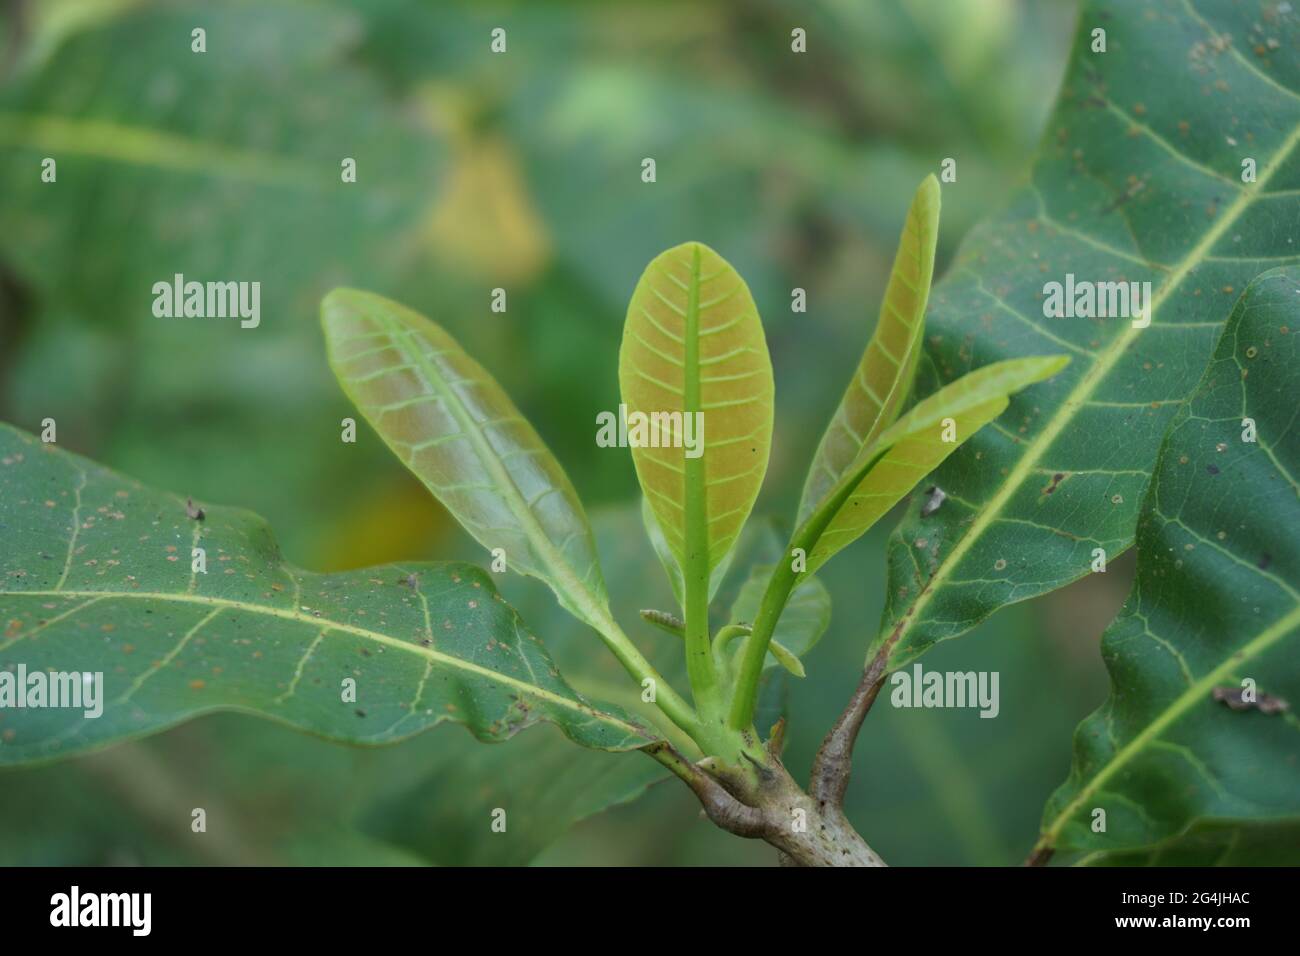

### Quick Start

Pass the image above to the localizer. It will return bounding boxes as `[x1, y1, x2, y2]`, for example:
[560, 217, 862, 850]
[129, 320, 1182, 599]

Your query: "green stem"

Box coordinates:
[714, 623, 751, 655]
[713, 623, 750, 680]
[725, 553, 801, 730]
[682, 243, 721, 717]
[592, 610, 702, 741]
[727, 445, 891, 730]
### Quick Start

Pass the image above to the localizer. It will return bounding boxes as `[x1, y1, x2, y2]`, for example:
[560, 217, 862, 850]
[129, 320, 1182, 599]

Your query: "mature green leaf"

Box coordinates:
[619, 242, 774, 576]
[1076, 821, 1300, 867]
[798, 175, 940, 525]
[803, 356, 1069, 579]
[0, 423, 655, 766]
[353, 504, 689, 866]
[875, 0, 1300, 670]
[728, 565, 830, 676]
[1037, 267, 1300, 858]
[322, 287, 612, 633]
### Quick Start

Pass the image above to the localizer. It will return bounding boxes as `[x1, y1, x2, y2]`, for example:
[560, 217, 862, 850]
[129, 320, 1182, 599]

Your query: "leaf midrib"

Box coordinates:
[884, 117, 1300, 660]
[0, 112, 317, 185]
[1040, 601, 1300, 847]
[680, 244, 718, 702]
[11, 587, 647, 739]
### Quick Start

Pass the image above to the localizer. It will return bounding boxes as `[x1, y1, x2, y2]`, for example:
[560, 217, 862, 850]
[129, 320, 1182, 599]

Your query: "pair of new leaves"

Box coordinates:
[322, 174, 1066, 735]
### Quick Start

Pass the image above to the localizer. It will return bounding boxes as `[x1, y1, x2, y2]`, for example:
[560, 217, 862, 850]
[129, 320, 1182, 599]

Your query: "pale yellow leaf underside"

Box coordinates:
[322, 288, 608, 622]
[619, 242, 774, 572]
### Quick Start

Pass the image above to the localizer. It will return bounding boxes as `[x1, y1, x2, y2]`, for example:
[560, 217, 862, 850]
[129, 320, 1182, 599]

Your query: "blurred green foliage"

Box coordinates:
[0, 0, 1120, 865]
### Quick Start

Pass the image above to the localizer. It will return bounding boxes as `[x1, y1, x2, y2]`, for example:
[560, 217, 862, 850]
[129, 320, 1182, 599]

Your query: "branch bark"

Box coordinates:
[647, 739, 887, 866]
[1024, 845, 1055, 867]
[809, 628, 900, 809]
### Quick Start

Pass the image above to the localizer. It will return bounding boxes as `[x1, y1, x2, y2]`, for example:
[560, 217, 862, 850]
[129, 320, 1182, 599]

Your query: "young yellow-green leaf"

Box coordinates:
[801, 355, 1070, 579]
[798, 175, 940, 526]
[619, 242, 774, 575]
[727, 354, 1066, 730]
[639, 495, 733, 610]
[619, 242, 774, 704]
[0, 424, 656, 767]
[321, 288, 609, 632]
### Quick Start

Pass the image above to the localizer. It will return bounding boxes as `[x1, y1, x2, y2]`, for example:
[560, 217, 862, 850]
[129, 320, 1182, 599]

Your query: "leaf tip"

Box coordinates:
[1038, 354, 1072, 378]
[320, 286, 378, 339]
[914, 173, 942, 224]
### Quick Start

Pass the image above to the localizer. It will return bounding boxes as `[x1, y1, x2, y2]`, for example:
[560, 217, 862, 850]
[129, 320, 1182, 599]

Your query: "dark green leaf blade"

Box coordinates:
[1037, 267, 1300, 857]
[876, 0, 1300, 669]
[1075, 820, 1300, 867]
[0, 424, 655, 766]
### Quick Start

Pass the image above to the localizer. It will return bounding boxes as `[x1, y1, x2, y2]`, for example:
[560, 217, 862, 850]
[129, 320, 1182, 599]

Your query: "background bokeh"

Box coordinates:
[0, 0, 1125, 865]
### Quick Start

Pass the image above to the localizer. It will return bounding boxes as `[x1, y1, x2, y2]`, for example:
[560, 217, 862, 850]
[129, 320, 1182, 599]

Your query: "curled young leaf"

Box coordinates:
[727, 355, 1067, 730]
[799, 174, 940, 526]
[801, 355, 1070, 579]
[728, 564, 830, 676]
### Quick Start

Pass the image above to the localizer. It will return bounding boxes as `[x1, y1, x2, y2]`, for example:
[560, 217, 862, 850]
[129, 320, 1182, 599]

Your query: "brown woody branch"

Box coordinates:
[646, 739, 886, 865]
[809, 627, 902, 809]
